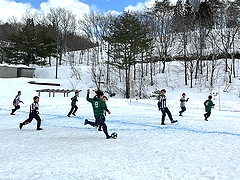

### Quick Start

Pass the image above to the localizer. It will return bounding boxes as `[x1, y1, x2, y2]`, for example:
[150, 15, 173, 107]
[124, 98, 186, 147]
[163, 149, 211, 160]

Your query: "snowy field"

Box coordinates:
[0, 67, 240, 180]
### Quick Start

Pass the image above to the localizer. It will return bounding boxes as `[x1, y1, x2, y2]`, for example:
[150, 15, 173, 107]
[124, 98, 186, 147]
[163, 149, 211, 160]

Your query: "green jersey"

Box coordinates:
[71, 95, 78, 106]
[87, 93, 108, 118]
[204, 99, 214, 112]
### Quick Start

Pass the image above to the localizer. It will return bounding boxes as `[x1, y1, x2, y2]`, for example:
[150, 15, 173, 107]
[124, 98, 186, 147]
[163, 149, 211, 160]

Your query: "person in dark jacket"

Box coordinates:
[11, 91, 24, 115]
[158, 89, 177, 125]
[179, 93, 189, 116]
[98, 95, 108, 131]
[204, 95, 215, 121]
[84, 89, 112, 139]
[19, 96, 43, 130]
[67, 91, 79, 117]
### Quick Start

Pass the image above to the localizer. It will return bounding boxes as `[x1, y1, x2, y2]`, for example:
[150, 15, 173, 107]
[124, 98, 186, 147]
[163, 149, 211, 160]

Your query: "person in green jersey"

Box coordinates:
[84, 89, 112, 139]
[204, 95, 215, 121]
[67, 91, 79, 117]
[98, 95, 108, 131]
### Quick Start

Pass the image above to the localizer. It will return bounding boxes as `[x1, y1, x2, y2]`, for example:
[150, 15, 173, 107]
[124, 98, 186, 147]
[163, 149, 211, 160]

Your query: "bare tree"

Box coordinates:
[214, 6, 239, 83]
[47, 7, 77, 65]
[147, 0, 178, 73]
[78, 12, 115, 86]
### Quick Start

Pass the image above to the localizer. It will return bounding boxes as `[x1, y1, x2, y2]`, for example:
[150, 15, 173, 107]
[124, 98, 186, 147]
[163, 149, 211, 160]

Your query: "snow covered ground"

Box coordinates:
[0, 66, 240, 180]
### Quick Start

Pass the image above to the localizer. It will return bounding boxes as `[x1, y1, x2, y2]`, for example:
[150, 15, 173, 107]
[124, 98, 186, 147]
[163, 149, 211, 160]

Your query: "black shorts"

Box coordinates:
[95, 116, 105, 126]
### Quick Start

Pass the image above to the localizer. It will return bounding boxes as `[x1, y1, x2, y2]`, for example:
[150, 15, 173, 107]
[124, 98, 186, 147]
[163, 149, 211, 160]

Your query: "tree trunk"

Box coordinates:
[133, 63, 136, 80]
[161, 60, 166, 73]
[206, 61, 209, 82]
[190, 71, 193, 88]
[59, 53, 62, 66]
[225, 58, 228, 73]
[184, 61, 187, 85]
[232, 58, 236, 78]
[119, 69, 122, 83]
[141, 53, 144, 78]
[195, 59, 199, 79]
[183, 31, 188, 85]
[125, 68, 131, 99]
[210, 59, 215, 88]
[150, 61, 154, 86]
[106, 56, 110, 84]
[48, 56, 51, 67]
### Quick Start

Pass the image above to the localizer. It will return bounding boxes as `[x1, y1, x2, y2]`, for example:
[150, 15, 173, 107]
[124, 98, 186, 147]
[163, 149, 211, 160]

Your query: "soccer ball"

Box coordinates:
[111, 132, 117, 139]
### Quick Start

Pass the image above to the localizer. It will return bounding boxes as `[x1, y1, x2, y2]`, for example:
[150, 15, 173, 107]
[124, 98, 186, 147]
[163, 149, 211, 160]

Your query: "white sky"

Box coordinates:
[0, 0, 158, 23]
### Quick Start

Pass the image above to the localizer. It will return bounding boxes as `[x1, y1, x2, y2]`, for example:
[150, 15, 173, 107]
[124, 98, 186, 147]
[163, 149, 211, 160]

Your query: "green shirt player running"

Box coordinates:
[204, 95, 215, 121]
[84, 89, 112, 139]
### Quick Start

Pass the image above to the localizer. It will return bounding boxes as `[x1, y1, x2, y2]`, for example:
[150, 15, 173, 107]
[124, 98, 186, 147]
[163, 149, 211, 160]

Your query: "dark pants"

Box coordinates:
[12, 105, 20, 114]
[22, 112, 41, 129]
[204, 111, 211, 119]
[160, 107, 173, 123]
[179, 107, 186, 115]
[87, 116, 110, 138]
[68, 105, 78, 116]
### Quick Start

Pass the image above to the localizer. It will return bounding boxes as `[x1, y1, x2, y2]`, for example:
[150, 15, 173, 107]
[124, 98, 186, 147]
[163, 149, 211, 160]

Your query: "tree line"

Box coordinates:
[0, 0, 240, 98]
[0, 8, 97, 66]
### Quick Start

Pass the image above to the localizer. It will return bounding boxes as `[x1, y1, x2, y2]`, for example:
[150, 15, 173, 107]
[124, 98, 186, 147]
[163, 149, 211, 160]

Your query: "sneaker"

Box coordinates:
[72, 113, 76, 116]
[19, 123, 23, 129]
[171, 120, 178, 124]
[161, 122, 165, 125]
[84, 119, 88, 125]
[106, 135, 112, 139]
[36, 128, 43, 131]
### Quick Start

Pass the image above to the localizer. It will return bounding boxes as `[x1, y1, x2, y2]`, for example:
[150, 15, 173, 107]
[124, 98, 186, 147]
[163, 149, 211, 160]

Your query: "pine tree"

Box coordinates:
[4, 19, 57, 66]
[103, 11, 153, 98]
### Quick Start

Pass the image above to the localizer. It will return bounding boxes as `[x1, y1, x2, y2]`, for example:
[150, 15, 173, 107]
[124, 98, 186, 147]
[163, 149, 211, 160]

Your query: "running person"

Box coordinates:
[11, 91, 24, 115]
[179, 93, 189, 116]
[67, 91, 79, 117]
[158, 89, 178, 125]
[19, 96, 43, 130]
[204, 95, 215, 121]
[84, 89, 112, 139]
[98, 95, 108, 131]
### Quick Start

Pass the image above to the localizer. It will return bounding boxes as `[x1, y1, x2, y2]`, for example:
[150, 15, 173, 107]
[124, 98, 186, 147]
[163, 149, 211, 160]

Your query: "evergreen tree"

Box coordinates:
[103, 11, 153, 98]
[4, 19, 57, 66]
[196, 0, 213, 29]
[173, 0, 184, 33]
[35, 27, 57, 60]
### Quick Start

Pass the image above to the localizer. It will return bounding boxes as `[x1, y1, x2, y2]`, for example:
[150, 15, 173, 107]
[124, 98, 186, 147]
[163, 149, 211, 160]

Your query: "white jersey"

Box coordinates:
[180, 97, 188, 107]
[30, 102, 39, 113]
[13, 95, 21, 106]
[158, 95, 167, 109]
